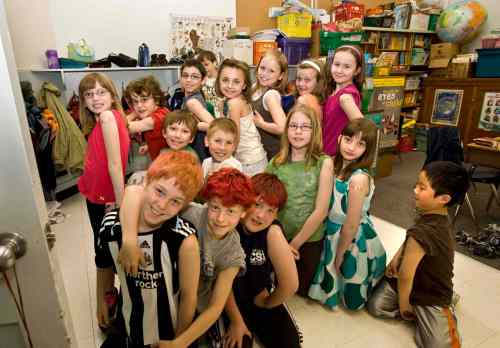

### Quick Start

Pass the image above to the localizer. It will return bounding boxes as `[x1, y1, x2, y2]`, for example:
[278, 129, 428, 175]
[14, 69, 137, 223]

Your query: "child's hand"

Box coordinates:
[253, 110, 265, 128]
[385, 259, 399, 278]
[399, 302, 416, 321]
[138, 144, 149, 155]
[118, 241, 145, 276]
[224, 319, 252, 348]
[289, 240, 301, 260]
[97, 299, 110, 329]
[254, 288, 270, 308]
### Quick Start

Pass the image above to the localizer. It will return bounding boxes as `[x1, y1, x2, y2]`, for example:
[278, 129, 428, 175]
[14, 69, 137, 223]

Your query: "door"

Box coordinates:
[0, 2, 78, 347]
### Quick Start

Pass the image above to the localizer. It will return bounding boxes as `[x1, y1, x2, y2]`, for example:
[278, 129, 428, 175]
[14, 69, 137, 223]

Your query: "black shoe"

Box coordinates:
[472, 241, 497, 258]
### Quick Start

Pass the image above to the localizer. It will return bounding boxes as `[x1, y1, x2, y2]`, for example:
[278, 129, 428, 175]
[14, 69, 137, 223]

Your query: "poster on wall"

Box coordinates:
[478, 92, 500, 132]
[430, 89, 464, 126]
[170, 14, 233, 59]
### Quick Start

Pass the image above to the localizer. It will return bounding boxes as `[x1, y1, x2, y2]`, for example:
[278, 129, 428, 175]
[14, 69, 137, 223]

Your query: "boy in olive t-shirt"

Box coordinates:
[367, 161, 469, 348]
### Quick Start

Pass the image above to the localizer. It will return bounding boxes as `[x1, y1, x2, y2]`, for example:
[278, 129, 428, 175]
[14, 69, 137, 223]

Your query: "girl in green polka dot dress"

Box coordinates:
[309, 118, 386, 310]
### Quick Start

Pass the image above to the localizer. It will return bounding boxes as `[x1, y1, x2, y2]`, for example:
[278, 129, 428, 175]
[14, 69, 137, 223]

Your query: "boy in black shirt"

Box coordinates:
[367, 161, 469, 348]
[96, 151, 203, 347]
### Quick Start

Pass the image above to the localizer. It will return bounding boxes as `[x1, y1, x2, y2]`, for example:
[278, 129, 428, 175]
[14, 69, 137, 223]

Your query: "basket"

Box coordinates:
[277, 12, 312, 38]
[319, 31, 363, 55]
[58, 58, 88, 69]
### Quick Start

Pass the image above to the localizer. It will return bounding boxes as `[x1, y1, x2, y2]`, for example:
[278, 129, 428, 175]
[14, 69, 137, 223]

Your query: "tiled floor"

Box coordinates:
[52, 194, 500, 348]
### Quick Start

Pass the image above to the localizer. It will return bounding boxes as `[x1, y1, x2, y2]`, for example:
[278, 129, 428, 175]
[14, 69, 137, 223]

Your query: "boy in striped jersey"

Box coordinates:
[96, 151, 203, 347]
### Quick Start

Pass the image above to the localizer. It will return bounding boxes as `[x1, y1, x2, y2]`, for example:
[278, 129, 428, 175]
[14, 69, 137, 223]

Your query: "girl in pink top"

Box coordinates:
[77, 72, 130, 257]
[323, 45, 364, 157]
[294, 59, 325, 122]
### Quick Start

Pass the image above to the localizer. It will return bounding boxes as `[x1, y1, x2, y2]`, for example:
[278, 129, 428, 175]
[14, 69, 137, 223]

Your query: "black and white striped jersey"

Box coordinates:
[96, 210, 197, 346]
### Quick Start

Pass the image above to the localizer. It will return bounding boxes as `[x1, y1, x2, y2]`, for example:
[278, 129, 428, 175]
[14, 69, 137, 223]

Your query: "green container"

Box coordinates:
[428, 14, 439, 31]
[320, 31, 364, 55]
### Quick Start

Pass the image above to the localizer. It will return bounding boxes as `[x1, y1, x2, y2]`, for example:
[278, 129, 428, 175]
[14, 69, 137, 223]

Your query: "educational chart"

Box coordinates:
[478, 92, 500, 132]
[430, 89, 464, 127]
[170, 14, 233, 59]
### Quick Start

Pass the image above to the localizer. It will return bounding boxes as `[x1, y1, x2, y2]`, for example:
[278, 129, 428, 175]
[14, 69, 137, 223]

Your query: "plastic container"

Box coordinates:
[277, 12, 312, 38]
[58, 58, 88, 69]
[319, 31, 363, 55]
[45, 50, 60, 69]
[475, 48, 500, 77]
[277, 37, 311, 64]
[363, 16, 384, 27]
[253, 40, 277, 65]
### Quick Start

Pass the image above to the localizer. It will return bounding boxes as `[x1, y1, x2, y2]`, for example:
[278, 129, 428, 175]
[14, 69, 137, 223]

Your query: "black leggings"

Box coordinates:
[233, 302, 302, 348]
[296, 240, 323, 297]
[86, 199, 106, 263]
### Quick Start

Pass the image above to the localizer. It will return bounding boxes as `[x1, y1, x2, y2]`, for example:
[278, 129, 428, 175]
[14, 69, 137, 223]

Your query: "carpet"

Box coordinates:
[371, 151, 500, 270]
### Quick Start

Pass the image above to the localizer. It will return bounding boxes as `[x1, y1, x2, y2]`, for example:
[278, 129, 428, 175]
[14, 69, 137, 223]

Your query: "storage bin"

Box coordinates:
[277, 12, 312, 38]
[253, 40, 277, 65]
[58, 58, 87, 69]
[363, 16, 384, 27]
[277, 37, 311, 64]
[319, 31, 363, 55]
[475, 48, 500, 77]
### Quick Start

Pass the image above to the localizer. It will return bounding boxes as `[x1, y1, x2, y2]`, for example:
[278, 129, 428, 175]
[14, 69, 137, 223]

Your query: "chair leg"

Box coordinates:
[452, 202, 462, 226]
[486, 184, 500, 213]
[464, 192, 478, 226]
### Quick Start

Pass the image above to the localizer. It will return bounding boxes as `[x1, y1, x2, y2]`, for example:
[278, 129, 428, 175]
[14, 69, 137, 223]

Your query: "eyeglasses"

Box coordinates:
[289, 123, 313, 131]
[83, 89, 109, 99]
[181, 73, 202, 81]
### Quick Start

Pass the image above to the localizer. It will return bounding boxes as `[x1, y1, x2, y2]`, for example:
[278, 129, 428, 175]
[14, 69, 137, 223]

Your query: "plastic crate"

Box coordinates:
[277, 12, 312, 38]
[320, 31, 363, 55]
[476, 48, 500, 77]
[277, 37, 311, 64]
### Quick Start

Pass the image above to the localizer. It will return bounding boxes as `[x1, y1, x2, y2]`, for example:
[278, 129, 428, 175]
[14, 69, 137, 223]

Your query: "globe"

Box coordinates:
[436, 0, 488, 44]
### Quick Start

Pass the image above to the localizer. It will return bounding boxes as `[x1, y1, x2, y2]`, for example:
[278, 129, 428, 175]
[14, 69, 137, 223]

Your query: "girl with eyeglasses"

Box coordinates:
[180, 59, 214, 161]
[77, 72, 130, 264]
[266, 104, 333, 297]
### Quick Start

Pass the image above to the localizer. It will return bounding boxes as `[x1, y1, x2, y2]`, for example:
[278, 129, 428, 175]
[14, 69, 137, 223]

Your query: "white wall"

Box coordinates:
[7, 0, 235, 69]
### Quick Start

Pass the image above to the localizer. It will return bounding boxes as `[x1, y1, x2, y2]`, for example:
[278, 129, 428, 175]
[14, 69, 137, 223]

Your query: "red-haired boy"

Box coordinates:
[96, 151, 203, 347]
[119, 167, 255, 347]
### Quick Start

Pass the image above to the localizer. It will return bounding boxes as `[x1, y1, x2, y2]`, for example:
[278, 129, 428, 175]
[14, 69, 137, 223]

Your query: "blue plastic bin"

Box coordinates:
[277, 37, 311, 65]
[476, 48, 500, 77]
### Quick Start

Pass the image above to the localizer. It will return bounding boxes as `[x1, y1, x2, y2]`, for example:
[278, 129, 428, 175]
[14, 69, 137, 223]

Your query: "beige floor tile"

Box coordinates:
[475, 332, 500, 348]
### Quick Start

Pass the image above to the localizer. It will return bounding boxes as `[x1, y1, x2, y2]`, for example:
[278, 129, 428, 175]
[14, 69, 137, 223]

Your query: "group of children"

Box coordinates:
[75, 45, 470, 348]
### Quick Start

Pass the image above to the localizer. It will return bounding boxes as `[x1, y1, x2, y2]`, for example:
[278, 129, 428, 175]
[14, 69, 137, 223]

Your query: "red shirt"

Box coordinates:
[144, 107, 169, 160]
[78, 109, 130, 204]
[322, 84, 361, 156]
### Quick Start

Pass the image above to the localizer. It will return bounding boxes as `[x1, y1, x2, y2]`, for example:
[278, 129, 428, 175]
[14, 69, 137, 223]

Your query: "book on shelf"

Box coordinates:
[376, 52, 399, 66]
[379, 33, 408, 50]
[411, 48, 429, 65]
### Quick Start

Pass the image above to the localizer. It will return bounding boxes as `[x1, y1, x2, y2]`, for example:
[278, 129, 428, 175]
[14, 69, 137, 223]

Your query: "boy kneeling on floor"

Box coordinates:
[96, 151, 203, 347]
[367, 161, 469, 348]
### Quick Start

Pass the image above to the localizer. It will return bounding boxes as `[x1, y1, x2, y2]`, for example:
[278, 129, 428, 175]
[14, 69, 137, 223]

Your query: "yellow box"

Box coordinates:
[373, 76, 406, 87]
[277, 12, 313, 38]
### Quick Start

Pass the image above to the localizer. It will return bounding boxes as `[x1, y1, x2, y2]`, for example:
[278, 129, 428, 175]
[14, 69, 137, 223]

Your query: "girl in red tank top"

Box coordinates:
[77, 72, 130, 258]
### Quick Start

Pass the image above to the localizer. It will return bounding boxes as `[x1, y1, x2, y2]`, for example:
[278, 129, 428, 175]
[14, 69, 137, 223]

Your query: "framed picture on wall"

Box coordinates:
[430, 89, 464, 126]
[478, 92, 500, 132]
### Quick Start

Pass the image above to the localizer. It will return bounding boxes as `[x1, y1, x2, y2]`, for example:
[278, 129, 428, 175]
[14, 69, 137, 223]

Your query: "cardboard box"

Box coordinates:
[429, 43, 459, 68]
[223, 39, 253, 65]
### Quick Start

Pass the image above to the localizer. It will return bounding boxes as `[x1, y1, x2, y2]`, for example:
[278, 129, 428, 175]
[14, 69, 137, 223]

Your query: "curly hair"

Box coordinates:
[124, 75, 164, 106]
[201, 168, 256, 209]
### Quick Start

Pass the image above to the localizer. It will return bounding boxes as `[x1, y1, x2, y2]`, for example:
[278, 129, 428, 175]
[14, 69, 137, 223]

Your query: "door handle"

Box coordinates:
[0, 232, 27, 271]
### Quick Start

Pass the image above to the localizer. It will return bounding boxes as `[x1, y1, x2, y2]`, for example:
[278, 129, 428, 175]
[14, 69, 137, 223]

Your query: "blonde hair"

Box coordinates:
[273, 104, 323, 168]
[296, 59, 326, 103]
[253, 48, 288, 94]
[79, 73, 125, 136]
[207, 118, 238, 139]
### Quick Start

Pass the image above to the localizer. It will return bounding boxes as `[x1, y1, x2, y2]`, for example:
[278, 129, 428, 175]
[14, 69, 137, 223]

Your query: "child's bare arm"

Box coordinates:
[227, 98, 244, 136]
[128, 117, 155, 133]
[176, 235, 200, 335]
[118, 185, 145, 275]
[257, 224, 298, 308]
[339, 94, 364, 121]
[186, 98, 214, 124]
[335, 173, 370, 273]
[398, 237, 425, 320]
[254, 90, 286, 135]
[290, 157, 334, 251]
[224, 290, 252, 348]
[169, 267, 240, 347]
